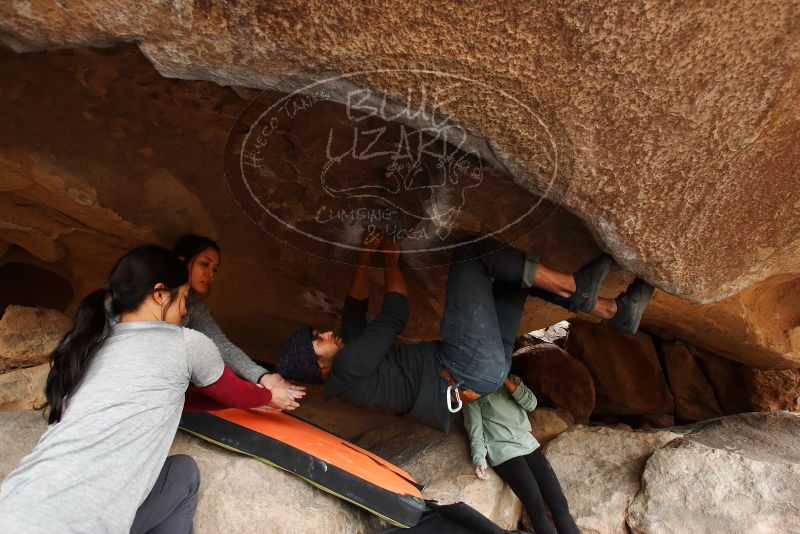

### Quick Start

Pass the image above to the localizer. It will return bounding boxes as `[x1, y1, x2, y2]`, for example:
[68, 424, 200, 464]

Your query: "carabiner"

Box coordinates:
[446, 384, 463, 413]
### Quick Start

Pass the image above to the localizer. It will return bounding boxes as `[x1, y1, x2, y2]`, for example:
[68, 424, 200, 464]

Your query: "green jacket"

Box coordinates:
[462, 375, 540, 467]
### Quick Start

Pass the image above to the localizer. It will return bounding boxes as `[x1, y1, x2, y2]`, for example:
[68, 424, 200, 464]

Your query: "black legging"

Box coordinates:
[493, 449, 579, 534]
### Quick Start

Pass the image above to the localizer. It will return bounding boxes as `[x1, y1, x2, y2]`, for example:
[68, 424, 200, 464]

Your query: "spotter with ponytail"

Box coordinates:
[0, 244, 273, 534]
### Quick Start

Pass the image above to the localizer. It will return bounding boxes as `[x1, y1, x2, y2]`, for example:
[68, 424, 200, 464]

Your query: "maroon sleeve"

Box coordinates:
[184, 365, 272, 412]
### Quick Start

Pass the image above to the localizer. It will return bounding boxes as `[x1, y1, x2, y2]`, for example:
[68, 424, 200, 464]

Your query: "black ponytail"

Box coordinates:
[43, 288, 109, 424]
[43, 245, 188, 424]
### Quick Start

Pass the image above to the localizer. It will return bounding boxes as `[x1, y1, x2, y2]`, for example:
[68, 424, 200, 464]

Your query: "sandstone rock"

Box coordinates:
[0, 4, 797, 372]
[0, 255, 75, 313]
[543, 425, 681, 534]
[291, 384, 401, 441]
[5, 407, 797, 534]
[0, 364, 48, 411]
[0, 410, 48, 482]
[515, 321, 570, 350]
[512, 344, 595, 423]
[530, 407, 573, 445]
[692, 347, 800, 414]
[357, 421, 522, 530]
[2, 1, 799, 304]
[660, 341, 722, 422]
[0, 305, 70, 372]
[628, 412, 800, 534]
[170, 431, 374, 533]
[635, 413, 675, 429]
[565, 320, 674, 417]
[644, 276, 800, 369]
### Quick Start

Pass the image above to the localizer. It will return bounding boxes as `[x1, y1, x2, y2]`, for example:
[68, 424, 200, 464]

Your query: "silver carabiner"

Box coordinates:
[446, 384, 463, 413]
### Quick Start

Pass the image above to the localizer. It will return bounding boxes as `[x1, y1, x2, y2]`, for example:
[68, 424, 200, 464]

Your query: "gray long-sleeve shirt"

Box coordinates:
[182, 296, 269, 383]
[107, 295, 269, 383]
[0, 322, 224, 533]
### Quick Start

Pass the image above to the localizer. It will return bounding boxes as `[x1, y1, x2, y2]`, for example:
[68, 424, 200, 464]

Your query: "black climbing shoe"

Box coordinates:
[603, 277, 655, 334]
[569, 253, 614, 313]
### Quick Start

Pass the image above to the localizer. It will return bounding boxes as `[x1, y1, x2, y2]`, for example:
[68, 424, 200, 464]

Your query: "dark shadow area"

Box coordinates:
[0, 262, 74, 317]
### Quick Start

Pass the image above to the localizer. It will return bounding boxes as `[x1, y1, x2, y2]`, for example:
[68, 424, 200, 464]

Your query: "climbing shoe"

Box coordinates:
[569, 253, 614, 313]
[603, 277, 655, 334]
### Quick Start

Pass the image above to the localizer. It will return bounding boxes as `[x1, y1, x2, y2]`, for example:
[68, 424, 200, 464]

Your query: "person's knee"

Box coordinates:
[170, 454, 200, 492]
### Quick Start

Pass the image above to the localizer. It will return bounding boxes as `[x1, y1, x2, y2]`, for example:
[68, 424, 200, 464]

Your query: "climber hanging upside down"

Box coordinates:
[276, 232, 654, 432]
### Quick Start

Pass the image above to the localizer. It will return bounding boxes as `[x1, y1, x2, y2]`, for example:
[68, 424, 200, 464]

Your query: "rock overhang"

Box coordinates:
[1, 2, 799, 367]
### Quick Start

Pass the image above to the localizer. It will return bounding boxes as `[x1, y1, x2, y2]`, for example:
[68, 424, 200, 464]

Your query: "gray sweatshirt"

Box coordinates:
[0, 322, 224, 533]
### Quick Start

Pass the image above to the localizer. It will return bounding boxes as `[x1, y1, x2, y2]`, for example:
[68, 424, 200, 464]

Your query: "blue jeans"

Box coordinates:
[439, 239, 537, 395]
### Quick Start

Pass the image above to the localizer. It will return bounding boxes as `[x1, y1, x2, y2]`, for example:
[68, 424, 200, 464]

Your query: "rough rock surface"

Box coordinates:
[290, 384, 401, 441]
[0, 410, 49, 481]
[530, 407, 573, 445]
[357, 421, 522, 530]
[0, 305, 70, 372]
[565, 320, 674, 417]
[544, 425, 681, 534]
[660, 341, 722, 423]
[2, 1, 799, 302]
[512, 343, 595, 423]
[170, 432, 375, 533]
[628, 412, 800, 534]
[0, 4, 798, 370]
[0, 42, 590, 358]
[0, 364, 48, 411]
[692, 347, 800, 414]
[645, 276, 800, 368]
[4, 409, 797, 533]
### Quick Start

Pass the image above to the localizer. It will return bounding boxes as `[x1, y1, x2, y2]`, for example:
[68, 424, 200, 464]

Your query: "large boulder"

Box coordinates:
[529, 407, 573, 445]
[357, 421, 522, 530]
[290, 384, 401, 441]
[0, 306, 70, 372]
[544, 412, 800, 534]
[0, 3, 798, 371]
[660, 341, 722, 422]
[565, 320, 674, 418]
[628, 412, 800, 534]
[1, 2, 798, 303]
[543, 425, 681, 533]
[692, 347, 800, 414]
[644, 276, 800, 369]
[511, 343, 595, 423]
[5, 408, 798, 533]
[170, 432, 374, 533]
